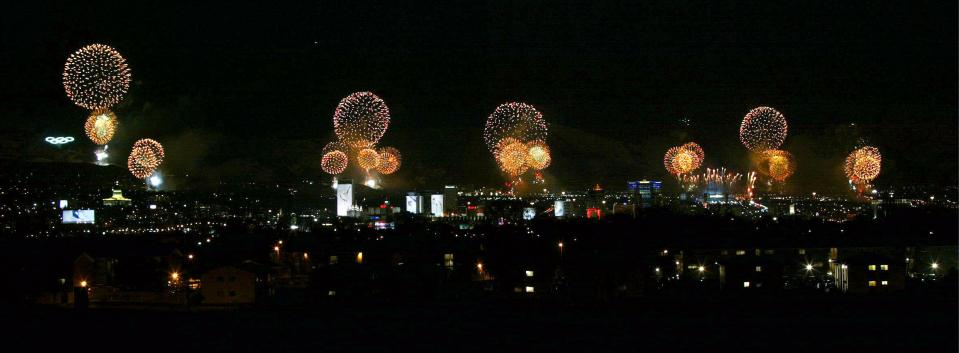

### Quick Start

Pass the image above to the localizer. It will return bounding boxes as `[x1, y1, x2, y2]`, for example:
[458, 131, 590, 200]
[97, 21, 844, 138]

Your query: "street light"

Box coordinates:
[805, 264, 814, 271]
[697, 266, 705, 273]
[931, 262, 939, 270]
[80, 280, 88, 288]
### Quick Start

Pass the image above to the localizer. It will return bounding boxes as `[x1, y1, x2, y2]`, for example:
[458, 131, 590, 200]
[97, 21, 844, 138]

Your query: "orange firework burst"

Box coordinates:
[526, 140, 551, 170]
[63, 44, 131, 110]
[740, 107, 788, 152]
[497, 140, 530, 177]
[375, 147, 402, 175]
[844, 146, 881, 183]
[333, 92, 390, 149]
[484, 102, 548, 155]
[664, 142, 704, 175]
[127, 139, 164, 179]
[663, 146, 682, 175]
[682, 142, 705, 163]
[356, 148, 380, 170]
[321, 150, 348, 175]
[759, 150, 796, 182]
[84, 109, 118, 145]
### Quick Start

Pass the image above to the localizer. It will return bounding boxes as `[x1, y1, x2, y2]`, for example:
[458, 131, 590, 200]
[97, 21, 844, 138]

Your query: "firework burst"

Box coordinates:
[322, 140, 350, 155]
[759, 150, 797, 182]
[740, 107, 788, 152]
[321, 150, 348, 175]
[664, 142, 704, 176]
[497, 140, 530, 177]
[333, 92, 391, 149]
[356, 148, 380, 170]
[127, 139, 164, 179]
[63, 44, 131, 110]
[375, 146, 402, 175]
[84, 109, 118, 145]
[526, 140, 551, 170]
[844, 146, 881, 184]
[484, 102, 548, 155]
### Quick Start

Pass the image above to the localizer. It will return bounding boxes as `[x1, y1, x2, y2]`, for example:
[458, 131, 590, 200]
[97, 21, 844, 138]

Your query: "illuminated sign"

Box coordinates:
[587, 208, 602, 219]
[523, 207, 536, 220]
[336, 183, 353, 216]
[406, 195, 423, 214]
[431, 195, 444, 217]
[554, 200, 565, 217]
[45, 136, 75, 145]
[62, 209, 95, 224]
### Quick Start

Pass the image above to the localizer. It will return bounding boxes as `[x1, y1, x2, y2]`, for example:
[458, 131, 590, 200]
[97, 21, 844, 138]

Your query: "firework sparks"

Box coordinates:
[333, 92, 391, 149]
[63, 44, 131, 110]
[375, 146, 402, 175]
[321, 150, 348, 175]
[526, 140, 551, 170]
[127, 139, 164, 180]
[663, 142, 704, 176]
[845, 146, 881, 184]
[484, 102, 548, 155]
[740, 107, 788, 152]
[496, 139, 530, 177]
[322, 140, 350, 155]
[759, 150, 797, 182]
[84, 109, 118, 145]
[356, 148, 380, 170]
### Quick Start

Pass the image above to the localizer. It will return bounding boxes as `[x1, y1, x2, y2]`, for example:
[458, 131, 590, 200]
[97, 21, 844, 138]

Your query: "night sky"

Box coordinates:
[2, 1, 956, 192]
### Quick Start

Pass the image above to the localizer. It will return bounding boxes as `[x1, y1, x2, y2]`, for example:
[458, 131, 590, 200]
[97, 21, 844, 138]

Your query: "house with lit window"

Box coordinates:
[832, 247, 907, 294]
[200, 266, 257, 305]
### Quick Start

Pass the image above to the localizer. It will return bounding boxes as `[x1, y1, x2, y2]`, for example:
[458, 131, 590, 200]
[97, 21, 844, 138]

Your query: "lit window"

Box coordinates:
[329, 256, 338, 265]
[525, 286, 534, 293]
[736, 250, 746, 256]
[525, 270, 534, 277]
[868, 265, 876, 271]
[328, 290, 336, 296]
[443, 253, 454, 268]
[798, 249, 806, 255]
[880, 264, 889, 271]
[743, 281, 750, 288]
[356, 252, 363, 264]
[881, 281, 888, 286]
[755, 249, 762, 256]
[755, 266, 762, 272]
[764, 249, 775, 255]
[868, 281, 877, 287]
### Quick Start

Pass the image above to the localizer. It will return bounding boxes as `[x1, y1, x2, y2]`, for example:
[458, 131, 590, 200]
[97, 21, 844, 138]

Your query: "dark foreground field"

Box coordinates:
[4, 295, 956, 352]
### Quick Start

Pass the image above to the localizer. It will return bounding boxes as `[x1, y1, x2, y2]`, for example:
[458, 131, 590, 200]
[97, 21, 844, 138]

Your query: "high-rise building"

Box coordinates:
[336, 182, 353, 216]
[443, 185, 459, 215]
[628, 180, 662, 207]
[431, 194, 444, 217]
[406, 193, 425, 214]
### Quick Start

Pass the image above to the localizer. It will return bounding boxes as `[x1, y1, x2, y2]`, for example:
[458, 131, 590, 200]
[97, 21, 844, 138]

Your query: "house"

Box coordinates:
[201, 266, 257, 305]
